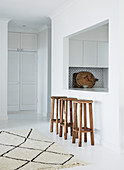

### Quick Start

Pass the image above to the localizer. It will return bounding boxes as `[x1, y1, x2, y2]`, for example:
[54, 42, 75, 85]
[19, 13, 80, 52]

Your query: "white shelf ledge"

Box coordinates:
[69, 88, 108, 93]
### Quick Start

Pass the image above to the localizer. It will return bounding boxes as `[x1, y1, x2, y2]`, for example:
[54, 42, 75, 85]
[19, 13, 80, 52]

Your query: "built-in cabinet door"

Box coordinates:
[83, 41, 97, 66]
[8, 51, 20, 111]
[21, 33, 37, 51]
[8, 33, 20, 51]
[20, 52, 37, 110]
[69, 39, 108, 67]
[69, 40, 83, 66]
[98, 42, 108, 67]
[8, 32, 37, 52]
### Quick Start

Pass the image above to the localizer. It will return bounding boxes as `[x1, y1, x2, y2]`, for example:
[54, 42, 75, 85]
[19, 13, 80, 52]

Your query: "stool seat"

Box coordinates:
[51, 96, 67, 99]
[60, 98, 77, 101]
[73, 100, 93, 104]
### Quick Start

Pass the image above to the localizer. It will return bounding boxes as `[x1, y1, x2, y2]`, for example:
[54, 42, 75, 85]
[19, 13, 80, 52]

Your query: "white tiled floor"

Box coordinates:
[0, 111, 124, 170]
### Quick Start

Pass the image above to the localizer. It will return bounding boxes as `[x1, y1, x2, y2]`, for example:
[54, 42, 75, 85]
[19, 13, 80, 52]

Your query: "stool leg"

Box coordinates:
[64, 100, 68, 140]
[70, 101, 73, 136]
[84, 103, 87, 142]
[79, 103, 82, 147]
[64, 102, 68, 134]
[56, 99, 58, 134]
[72, 103, 77, 143]
[50, 99, 54, 132]
[59, 100, 63, 137]
[89, 103, 94, 145]
[75, 103, 78, 138]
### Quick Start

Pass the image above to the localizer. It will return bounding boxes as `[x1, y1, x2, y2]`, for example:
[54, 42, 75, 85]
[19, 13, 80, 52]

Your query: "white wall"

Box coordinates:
[37, 27, 51, 117]
[119, 0, 124, 151]
[50, 0, 121, 151]
[0, 19, 9, 120]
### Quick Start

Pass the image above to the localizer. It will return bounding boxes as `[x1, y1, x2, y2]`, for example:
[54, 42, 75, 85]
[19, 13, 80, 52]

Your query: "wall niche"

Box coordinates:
[66, 20, 109, 92]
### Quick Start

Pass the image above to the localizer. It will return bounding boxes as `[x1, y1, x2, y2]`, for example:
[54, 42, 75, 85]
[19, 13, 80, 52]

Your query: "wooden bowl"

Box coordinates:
[75, 72, 98, 88]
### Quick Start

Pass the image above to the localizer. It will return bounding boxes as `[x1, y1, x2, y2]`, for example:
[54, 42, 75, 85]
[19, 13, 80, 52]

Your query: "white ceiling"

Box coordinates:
[0, 0, 70, 32]
[70, 24, 108, 41]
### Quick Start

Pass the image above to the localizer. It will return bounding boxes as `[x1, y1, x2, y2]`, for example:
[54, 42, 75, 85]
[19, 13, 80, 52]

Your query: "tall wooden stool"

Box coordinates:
[59, 98, 77, 140]
[72, 100, 94, 147]
[50, 96, 67, 134]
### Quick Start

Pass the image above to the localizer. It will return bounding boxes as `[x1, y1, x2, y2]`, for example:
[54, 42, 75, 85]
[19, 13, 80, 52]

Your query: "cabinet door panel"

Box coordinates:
[8, 84, 19, 107]
[8, 52, 20, 82]
[8, 32, 20, 51]
[21, 33, 37, 51]
[69, 40, 83, 66]
[84, 41, 97, 66]
[98, 42, 108, 67]
[21, 84, 36, 105]
[20, 52, 37, 110]
[21, 52, 37, 82]
[8, 51, 20, 111]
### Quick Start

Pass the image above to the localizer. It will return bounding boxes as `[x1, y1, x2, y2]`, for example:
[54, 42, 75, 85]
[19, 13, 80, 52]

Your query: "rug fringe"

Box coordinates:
[35, 162, 88, 170]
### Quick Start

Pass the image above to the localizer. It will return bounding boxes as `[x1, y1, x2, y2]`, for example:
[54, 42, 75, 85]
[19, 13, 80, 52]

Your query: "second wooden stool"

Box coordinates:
[59, 98, 77, 140]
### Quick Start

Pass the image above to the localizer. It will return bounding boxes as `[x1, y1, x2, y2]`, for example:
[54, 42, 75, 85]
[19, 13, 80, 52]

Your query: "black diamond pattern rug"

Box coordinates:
[0, 128, 87, 170]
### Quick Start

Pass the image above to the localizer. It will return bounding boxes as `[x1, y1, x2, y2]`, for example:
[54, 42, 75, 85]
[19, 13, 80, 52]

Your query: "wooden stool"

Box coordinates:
[72, 100, 94, 147]
[59, 98, 77, 140]
[50, 96, 67, 134]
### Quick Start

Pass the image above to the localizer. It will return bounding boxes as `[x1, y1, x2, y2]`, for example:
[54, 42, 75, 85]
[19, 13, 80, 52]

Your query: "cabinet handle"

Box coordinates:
[17, 48, 19, 51]
[21, 48, 23, 51]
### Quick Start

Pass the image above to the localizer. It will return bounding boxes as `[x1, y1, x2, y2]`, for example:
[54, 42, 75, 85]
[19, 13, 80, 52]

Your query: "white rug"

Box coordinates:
[0, 128, 87, 170]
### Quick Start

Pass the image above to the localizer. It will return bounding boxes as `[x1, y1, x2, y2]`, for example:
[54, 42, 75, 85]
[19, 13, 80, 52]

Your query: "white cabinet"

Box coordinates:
[8, 32, 37, 111]
[83, 41, 97, 66]
[98, 42, 108, 67]
[8, 32, 37, 51]
[69, 39, 108, 67]
[69, 40, 83, 66]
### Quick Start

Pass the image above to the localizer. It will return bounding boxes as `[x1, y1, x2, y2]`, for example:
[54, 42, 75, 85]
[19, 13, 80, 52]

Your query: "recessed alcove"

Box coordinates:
[63, 20, 109, 93]
[69, 67, 108, 90]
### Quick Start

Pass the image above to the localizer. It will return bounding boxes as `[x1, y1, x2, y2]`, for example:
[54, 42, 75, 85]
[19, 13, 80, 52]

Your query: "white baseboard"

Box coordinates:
[0, 115, 8, 121]
[94, 129, 102, 145]
[120, 143, 124, 153]
[102, 140, 121, 153]
[94, 129, 121, 152]
[36, 111, 47, 117]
